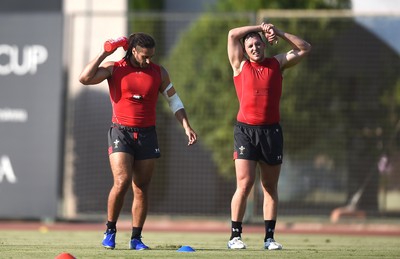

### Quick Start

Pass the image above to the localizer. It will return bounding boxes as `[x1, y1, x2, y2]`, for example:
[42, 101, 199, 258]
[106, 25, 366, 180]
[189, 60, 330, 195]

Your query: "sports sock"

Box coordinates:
[131, 227, 143, 240]
[264, 220, 276, 241]
[230, 221, 242, 240]
[106, 221, 116, 231]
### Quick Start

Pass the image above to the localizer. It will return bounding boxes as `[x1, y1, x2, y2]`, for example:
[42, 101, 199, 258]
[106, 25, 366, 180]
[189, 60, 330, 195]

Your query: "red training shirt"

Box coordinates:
[233, 58, 283, 125]
[107, 59, 162, 127]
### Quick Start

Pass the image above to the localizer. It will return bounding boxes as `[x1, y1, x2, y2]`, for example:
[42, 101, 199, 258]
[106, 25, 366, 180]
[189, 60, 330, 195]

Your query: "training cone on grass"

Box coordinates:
[55, 252, 76, 259]
[177, 245, 195, 252]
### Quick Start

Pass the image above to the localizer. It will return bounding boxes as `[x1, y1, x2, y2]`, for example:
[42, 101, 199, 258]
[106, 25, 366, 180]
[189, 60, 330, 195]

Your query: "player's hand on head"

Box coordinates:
[263, 24, 277, 45]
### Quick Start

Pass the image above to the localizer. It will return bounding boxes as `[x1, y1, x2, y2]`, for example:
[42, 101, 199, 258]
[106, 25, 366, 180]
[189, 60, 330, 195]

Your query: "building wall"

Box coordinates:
[62, 0, 127, 218]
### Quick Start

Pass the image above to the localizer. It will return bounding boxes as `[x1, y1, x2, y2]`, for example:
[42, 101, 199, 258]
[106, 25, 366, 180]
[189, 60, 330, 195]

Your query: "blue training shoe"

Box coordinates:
[129, 237, 150, 250]
[102, 229, 116, 249]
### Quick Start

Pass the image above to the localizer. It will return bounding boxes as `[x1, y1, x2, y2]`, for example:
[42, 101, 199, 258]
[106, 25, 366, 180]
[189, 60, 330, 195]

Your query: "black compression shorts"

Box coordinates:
[108, 123, 161, 160]
[233, 122, 283, 165]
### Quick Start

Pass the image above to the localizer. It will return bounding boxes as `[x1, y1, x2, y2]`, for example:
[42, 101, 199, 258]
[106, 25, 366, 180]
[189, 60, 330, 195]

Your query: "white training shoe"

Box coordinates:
[264, 238, 283, 250]
[227, 237, 246, 249]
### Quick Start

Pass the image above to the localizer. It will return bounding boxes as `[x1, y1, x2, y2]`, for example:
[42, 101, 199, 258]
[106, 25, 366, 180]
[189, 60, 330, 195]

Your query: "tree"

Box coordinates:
[214, 0, 351, 11]
[163, 0, 352, 179]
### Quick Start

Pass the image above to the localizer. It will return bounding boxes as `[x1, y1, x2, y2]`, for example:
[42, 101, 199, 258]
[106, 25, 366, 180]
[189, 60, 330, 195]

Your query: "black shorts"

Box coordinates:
[233, 122, 283, 165]
[108, 123, 161, 160]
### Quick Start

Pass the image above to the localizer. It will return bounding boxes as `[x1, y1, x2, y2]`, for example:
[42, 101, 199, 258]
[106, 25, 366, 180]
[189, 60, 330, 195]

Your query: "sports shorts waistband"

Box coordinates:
[235, 121, 280, 129]
[112, 123, 155, 132]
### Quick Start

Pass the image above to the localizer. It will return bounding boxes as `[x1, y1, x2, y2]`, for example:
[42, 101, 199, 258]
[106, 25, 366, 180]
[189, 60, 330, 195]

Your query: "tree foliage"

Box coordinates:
[128, 0, 163, 10]
[163, 15, 243, 177]
[162, 0, 356, 178]
[214, 0, 351, 11]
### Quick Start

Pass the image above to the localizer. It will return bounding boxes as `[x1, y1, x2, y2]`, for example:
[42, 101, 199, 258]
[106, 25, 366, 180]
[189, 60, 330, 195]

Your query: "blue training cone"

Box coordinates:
[177, 245, 195, 252]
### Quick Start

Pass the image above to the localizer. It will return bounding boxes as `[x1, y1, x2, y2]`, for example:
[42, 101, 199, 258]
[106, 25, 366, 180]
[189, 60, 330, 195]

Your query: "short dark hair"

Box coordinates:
[124, 33, 156, 61]
[242, 32, 263, 43]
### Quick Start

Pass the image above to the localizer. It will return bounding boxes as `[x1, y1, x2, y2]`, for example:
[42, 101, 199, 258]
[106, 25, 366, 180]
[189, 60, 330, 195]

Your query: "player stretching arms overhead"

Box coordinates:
[79, 33, 197, 250]
[227, 22, 311, 250]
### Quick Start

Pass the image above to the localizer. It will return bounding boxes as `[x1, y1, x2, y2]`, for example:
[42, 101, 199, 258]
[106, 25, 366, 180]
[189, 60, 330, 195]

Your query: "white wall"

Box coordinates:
[64, 0, 128, 96]
[352, 0, 400, 14]
[352, 0, 400, 55]
[62, 0, 127, 218]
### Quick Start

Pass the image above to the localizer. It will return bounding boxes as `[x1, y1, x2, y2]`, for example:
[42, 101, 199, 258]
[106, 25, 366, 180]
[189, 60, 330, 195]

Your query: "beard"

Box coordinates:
[130, 56, 149, 68]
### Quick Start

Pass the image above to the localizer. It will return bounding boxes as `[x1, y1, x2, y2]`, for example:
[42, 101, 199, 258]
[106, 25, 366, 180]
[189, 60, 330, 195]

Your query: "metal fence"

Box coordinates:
[64, 10, 400, 220]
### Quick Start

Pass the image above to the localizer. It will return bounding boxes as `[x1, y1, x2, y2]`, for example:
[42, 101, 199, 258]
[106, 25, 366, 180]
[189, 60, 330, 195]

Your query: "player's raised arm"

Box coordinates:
[268, 25, 312, 70]
[227, 24, 263, 75]
[79, 46, 117, 85]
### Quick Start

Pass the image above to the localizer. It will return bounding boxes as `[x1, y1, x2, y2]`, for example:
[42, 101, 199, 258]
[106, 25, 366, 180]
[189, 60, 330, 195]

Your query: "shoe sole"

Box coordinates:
[227, 244, 246, 249]
[129, 240, 150, 250]
[265, 246, 283, 250]
[129, 245, 150, 250]
[102, 243, 115, 249]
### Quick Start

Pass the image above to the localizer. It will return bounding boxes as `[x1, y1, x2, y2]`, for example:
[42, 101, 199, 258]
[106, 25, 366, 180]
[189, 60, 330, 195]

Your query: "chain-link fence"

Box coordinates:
[64, 10, 400, 220]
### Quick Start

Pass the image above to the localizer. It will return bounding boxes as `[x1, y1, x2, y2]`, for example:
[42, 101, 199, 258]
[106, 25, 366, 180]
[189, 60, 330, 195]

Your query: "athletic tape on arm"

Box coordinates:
[162, 83, 184, 114]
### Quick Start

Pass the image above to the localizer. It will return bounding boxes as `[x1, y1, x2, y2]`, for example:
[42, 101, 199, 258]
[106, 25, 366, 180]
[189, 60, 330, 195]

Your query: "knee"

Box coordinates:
[133, 183, 149, 197]
[265, 185, 278, 194]
[263, 185, 279, 200]
[236, 184, 253, 197]
[113, 177, 130, 193]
